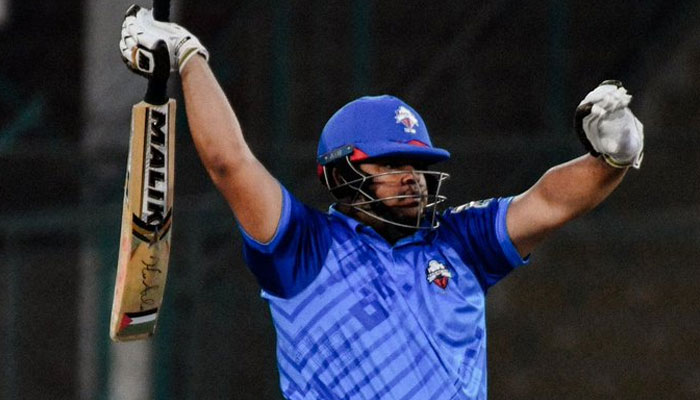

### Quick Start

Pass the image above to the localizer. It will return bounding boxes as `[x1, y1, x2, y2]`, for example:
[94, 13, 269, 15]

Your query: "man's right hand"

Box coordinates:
[119, 4, 209, 77]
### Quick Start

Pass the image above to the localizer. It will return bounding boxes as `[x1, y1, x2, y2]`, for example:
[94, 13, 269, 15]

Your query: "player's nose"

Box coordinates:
[398, 166, 420, 185]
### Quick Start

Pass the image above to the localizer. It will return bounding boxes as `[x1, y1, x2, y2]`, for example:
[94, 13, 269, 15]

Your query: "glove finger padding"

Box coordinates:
[120, 5, 171, 77]
[119, 4, 209, 75]
[575, 80, 644, 169]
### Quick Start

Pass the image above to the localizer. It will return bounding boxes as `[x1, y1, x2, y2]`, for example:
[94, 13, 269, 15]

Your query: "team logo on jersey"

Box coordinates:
[426, 260, 452, 289]
[395, 106, 419, 134]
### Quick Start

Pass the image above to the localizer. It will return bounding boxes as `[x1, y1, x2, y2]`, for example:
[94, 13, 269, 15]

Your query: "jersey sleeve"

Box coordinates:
[238, 184, 332, 299]
[439, 197, 529, 291]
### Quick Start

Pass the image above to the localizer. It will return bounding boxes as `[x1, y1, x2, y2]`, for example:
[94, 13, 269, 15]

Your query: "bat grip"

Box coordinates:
[144, 0, 171, 105]
[153, 0, 171, 22]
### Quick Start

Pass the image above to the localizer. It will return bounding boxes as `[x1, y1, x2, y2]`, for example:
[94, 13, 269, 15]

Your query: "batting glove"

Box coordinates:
[575, 80, 644, 169]
[119, 4, 209, 76]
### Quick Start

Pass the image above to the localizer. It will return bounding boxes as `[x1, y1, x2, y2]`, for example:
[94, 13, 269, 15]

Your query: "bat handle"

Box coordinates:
[144, 0, 171, 105]
[153, 0, 171, 22]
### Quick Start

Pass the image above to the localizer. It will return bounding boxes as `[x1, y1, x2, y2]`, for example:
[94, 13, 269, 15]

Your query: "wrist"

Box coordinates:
[601, 154, 632, 169]
[179, 53, 207, 78]
[589, 154, 630, 175]
[179, 50, 208, 72]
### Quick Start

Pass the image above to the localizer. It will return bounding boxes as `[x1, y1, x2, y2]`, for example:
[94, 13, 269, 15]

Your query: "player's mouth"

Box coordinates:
[395, 192, 427, 208]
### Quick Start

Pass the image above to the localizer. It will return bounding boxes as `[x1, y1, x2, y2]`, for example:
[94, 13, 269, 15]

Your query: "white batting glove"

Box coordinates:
[575, 80, 644, 169]
[119, 4, 209, 76]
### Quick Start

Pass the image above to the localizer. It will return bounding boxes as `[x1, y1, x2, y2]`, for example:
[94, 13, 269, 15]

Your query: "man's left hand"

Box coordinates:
[575, 80, 644, 169]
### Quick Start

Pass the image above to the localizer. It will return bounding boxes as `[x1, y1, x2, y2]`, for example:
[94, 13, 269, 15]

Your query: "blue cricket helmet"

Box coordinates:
[316, 95, 450, 172]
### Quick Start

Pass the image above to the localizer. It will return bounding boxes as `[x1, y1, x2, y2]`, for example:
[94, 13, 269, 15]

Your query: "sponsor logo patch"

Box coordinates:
[426, 260, 452, 290]
[451, 198, 493, 214]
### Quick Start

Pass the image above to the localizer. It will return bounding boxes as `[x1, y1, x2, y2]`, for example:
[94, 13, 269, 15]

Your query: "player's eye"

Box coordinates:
[375, 161, 395, 170]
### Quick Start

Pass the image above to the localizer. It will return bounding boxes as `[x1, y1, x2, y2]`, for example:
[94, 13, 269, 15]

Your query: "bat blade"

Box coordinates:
[110, 99, 176, 342]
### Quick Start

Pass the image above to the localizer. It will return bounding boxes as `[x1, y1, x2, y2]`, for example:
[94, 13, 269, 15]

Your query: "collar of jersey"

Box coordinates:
[328, 204, 434, 247]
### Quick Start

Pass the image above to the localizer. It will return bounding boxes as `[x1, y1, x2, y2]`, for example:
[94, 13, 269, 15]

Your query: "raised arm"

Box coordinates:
[506, 81, 644, 257]
[507, 155, 626, 257]
[120, 5, 282, 242]
[180, 57, 282, 242]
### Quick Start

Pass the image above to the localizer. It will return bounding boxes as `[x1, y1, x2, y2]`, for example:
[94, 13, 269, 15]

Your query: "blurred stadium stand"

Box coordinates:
[1, 0, 700, 399]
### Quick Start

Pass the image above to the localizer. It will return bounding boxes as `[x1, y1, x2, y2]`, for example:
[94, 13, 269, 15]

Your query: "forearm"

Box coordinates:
[181, 56, 254, 178]
[508, 154, 627, 256]
[529, 154, 627, 222]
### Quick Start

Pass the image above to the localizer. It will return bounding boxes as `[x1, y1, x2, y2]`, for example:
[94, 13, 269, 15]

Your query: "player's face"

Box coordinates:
[358, 161, 428, 219]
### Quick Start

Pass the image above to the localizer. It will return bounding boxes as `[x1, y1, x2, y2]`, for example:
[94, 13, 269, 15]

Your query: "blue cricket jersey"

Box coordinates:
[240, 185, 528, 399]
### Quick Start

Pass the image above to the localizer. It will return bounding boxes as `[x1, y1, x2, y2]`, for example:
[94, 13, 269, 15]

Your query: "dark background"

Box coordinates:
[1, 0, 700, 399]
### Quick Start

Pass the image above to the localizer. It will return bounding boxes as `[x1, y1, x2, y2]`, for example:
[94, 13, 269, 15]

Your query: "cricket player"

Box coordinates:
[120, 6, 644, 399]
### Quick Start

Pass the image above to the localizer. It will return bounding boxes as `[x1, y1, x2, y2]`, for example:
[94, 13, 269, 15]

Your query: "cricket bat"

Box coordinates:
[110, 0, 175, 341]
